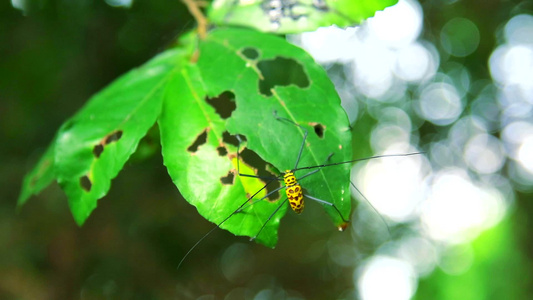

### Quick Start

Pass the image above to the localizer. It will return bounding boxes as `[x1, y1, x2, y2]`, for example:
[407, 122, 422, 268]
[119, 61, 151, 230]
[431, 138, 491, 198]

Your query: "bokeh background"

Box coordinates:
[2, 0, 533, 299]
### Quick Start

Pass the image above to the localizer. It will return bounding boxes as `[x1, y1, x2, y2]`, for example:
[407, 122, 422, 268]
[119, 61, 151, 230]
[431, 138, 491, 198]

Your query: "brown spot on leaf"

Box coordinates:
[104, 130, 123, 144]
[93, 130, 123, 158]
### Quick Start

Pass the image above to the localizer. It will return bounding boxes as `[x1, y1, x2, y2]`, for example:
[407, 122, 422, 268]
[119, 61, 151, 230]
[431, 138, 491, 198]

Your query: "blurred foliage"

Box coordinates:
[2, 0, 533, 300]
[208, 0, 398, 33]
[416, 216, 533, 300]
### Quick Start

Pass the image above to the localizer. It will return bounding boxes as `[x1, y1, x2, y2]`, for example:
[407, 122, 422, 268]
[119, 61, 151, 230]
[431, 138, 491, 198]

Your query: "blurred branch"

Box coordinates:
[181, 0, 208, 39]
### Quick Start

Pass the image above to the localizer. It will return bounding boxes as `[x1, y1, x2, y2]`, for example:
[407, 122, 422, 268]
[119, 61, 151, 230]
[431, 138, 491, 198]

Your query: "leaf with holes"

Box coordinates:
[54, 47, 192, 225]
[194, 28, 352, 245]
[159, 64, 287, 247]
[208, 0, 398, 33]
[17, 34, 195, 225]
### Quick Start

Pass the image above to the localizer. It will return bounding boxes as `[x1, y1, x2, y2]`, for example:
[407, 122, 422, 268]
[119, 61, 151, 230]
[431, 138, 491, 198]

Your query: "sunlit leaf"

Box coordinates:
[185, 28, 352, 245]
[53, 46, 192, 225]
[159, 64, 286, 247]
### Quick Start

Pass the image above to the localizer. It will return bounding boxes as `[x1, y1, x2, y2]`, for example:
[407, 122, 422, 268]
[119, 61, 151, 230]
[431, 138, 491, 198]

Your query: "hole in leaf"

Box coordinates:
[310, 122, 325, 139]
[188, 129, 208, 153]
[240, 148, 280, 201]
[92, 130, 124, 158]
[206, 91, 236, 120]
[257, 57, 310, 96]
[217, 146, 228, 156]
[222, 131, 240, 147]
[241, 47, 259, 60]
[93, 144, 104, 158]
[104, 130, 123, 144]
[220, 170, 235, 185]
[80, 175, 92, 192]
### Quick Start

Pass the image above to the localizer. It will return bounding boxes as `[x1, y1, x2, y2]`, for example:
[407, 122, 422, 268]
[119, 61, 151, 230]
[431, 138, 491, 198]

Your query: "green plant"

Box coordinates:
[18, 0, 398, 247]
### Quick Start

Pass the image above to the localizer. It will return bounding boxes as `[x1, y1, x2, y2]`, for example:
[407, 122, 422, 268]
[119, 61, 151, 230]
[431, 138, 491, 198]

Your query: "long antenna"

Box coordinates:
[293, 152, 424, 172]
[273, 111, 308, 170]
[177, 179, 275, 270]
[349, 181, 391, 236]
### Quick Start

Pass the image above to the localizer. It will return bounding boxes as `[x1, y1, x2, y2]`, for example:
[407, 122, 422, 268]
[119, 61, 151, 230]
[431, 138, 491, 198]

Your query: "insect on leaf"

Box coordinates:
[187, 28, 353, 246]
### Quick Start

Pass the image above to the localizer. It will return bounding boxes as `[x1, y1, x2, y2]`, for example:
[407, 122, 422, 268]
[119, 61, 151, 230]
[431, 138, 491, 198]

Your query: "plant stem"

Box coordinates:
[181, 0, 208, 39]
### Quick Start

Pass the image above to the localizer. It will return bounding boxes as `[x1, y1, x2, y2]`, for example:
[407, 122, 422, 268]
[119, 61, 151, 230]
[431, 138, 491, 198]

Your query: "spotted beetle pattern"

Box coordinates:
[283, 170, 304, 214]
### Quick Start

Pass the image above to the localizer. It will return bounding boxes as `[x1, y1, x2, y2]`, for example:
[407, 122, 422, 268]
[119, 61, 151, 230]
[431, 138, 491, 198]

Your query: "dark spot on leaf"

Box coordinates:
[241, 47, 259, 60]
[80, 175, 92, 192]
[222, 131, 240, 147]
[220, 170, 235, 185]
[240, 148, 280, 201]
[92, 130, 123, 158]
[311, 123, 325, 138]
[93, 144, 104, 158]
[104, 130, 123, 144]
[257, 57, 310, 96]
[217, 146, 228, 156]
[205, 91, 236, 119]
[188, 129, 208, 153]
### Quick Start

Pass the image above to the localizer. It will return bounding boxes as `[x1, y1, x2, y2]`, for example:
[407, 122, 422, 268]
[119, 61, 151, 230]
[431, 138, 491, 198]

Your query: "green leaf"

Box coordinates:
[180, 28, 352, 246]
[159, 64, 287, 247]
[208, 0, 399, 33]
[18, 141, 56, 207]
[53, 45, 192, 225]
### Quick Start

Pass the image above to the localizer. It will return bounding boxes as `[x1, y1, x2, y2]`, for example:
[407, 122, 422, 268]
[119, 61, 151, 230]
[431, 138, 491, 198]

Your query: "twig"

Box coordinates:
[181, 0, 208, 39]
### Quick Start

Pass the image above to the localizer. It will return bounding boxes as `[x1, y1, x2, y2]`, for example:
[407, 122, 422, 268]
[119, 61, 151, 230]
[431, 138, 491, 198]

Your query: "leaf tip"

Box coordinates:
[338, 221, 349, 232]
